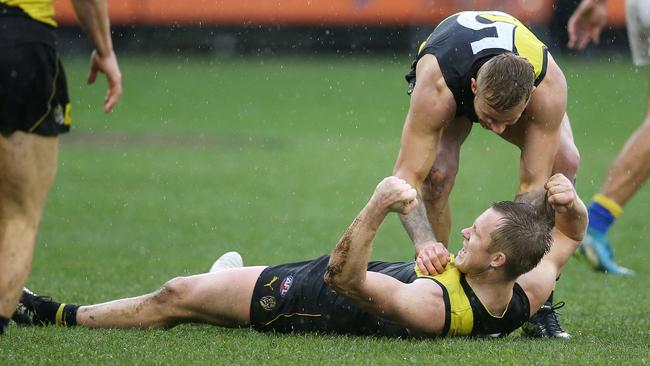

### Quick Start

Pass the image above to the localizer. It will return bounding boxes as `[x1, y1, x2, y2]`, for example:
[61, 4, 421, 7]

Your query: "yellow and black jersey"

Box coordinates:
[249, 255, 530, 338]
[415, 258, 530, 337]
[0, 0, 56, 48]
[405, 11, 548, 122]
[0, 0, 55, 26]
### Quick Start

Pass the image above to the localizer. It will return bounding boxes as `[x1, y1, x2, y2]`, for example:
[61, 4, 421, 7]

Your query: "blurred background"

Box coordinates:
[52, 0, 627, 57]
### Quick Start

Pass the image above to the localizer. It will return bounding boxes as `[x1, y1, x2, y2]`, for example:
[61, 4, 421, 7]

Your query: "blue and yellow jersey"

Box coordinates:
[405, 10, 548, 122]
[0, 0, 56, 26]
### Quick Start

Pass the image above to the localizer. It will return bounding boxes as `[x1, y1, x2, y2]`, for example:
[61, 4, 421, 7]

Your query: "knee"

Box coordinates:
[154, 277, 192, 307]
[148, 276, 195, 328]
[421, 164, 458, 202]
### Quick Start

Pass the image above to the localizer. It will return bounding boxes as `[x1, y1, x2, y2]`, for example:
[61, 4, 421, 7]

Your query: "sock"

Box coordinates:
[59, 304, 79, 327]
[587, 194, 623, 234]
[0, 316, 9, 335]
[49, 303, 79, 327]
[32, 299, 78, 326]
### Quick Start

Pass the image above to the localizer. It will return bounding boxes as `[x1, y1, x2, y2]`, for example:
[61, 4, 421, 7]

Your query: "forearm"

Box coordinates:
[555, 196, 588, 242]
[70, 0, 113, 56]
[325, 200, 387, 295]
[398, 193, 436, 249]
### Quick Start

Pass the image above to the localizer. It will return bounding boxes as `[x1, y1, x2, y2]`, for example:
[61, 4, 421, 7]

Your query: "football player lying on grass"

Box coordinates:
[13, 174, 586, 338]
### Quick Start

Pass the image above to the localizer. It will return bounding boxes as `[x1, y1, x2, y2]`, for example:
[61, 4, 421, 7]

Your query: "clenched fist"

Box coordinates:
[545, 174, 577, 213]
[372, 177, 418, 215]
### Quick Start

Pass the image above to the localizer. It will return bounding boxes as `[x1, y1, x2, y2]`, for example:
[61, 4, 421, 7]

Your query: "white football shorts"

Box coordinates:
[627, 0, 650, 66]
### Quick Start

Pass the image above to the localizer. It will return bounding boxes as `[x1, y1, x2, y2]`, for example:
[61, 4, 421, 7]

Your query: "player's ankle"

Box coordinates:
[587, 195, 622, 235]
[59, 304, 79, 326]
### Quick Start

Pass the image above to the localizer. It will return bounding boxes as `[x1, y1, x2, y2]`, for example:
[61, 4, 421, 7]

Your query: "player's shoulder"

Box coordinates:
[526, 53, 567, 120]
[412, 55, 456, 104]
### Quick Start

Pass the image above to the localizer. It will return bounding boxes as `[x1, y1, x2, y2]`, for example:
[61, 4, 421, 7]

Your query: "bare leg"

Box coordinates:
[598, 113, 650, 205]
[0, 132, 58, 319]
[77, 267, 266, 329]
[577, 68, 650, 275]
[421, 118, 472, 245]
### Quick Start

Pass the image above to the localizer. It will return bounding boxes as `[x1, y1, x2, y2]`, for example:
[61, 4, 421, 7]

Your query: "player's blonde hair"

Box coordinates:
[476, 53, 535, 111]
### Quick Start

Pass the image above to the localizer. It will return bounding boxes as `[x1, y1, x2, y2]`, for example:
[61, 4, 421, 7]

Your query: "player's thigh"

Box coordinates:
[552, 113, 580, 180]
[176, 266, 266, 326]
[0, 132, 58, 214]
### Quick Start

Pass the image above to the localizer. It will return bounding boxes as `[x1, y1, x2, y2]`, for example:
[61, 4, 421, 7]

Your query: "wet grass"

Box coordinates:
[1, 54, 649, 364]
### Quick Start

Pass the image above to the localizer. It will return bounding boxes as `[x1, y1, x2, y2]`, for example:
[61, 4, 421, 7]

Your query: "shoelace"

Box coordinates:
[540, 301, 566, 334]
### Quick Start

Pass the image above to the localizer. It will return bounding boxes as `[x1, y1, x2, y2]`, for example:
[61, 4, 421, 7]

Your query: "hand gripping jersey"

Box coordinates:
[405, 11, 548, 122]
[249, 255, 530, 338]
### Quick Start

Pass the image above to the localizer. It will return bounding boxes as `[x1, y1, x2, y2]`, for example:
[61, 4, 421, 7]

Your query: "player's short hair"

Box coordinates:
[477, 53, 535, 112]
[489, 197, 554, 279]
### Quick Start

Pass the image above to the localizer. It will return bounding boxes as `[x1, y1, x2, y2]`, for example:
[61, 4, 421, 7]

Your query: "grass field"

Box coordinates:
[1, 53, 649, 365]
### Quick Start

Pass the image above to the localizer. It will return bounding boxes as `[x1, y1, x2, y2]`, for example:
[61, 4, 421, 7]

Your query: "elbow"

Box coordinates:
[323, 264, 341, 290]
[323, 270, 335, 288]
[324, 266, 359, 296]
[324, 267, 345, 292]
[324, 275, 346, 294]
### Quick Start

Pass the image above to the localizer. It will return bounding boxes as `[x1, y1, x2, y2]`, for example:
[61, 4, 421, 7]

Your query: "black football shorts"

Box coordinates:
[249, 255, 410, 337]
[0, 41, 71, 137]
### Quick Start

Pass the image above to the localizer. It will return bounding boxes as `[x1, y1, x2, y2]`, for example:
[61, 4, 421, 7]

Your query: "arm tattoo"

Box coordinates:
[398, 193, 436, 246]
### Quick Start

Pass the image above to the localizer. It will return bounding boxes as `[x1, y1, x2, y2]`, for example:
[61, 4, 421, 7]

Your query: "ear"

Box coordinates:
[470, 78, 478, 95]
[490, 251, 507, 269]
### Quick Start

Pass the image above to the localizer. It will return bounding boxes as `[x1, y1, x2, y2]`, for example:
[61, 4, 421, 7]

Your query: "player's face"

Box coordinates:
[473, 96, 525, 135]
[455, 208, 503, 274]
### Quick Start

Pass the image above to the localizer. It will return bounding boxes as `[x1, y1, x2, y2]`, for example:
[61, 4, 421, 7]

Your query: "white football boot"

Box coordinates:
[209, 251, 243, 273]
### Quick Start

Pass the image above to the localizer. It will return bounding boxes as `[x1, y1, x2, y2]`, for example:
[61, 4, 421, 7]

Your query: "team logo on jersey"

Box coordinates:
[264, 276, 278, 291]
[259, 296, 277, 311]
[279, 275, 294, 297]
